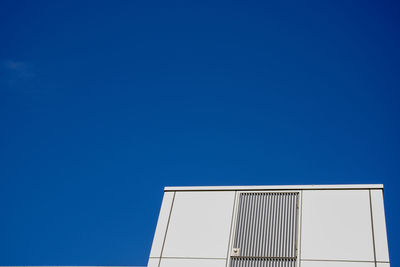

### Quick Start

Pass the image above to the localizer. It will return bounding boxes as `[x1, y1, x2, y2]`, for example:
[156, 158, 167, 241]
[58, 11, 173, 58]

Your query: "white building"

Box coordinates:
[148, 184, 390, 267]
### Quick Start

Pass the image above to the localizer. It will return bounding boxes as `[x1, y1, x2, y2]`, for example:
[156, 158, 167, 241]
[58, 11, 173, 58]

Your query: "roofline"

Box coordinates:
[164, 184, 384, 192]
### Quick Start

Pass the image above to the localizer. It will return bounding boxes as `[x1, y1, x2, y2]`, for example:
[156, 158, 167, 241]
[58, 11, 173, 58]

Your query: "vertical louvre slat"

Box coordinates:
[231, 192, 299, 267]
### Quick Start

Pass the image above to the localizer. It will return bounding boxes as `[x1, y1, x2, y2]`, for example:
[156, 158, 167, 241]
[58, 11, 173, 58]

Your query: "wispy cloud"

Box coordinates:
[4, 60, 26, 70]
[0, 60, 38, 93]
[2, 60, 35, 79]
[1, 60, 55, 99]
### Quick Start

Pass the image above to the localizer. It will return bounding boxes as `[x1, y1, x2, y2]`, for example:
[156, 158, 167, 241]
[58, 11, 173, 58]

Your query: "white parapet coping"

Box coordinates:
[164, 184, 384, 191]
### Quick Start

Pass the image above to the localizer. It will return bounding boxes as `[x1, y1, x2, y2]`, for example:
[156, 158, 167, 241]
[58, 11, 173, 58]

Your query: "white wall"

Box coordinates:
[149, 192, 175, 258]
[301, 190, 375, 262]
[301, 261, 374, 267]
[148, 191, 236, 266]
[162, 191, 235, 259]
[148, 187, 390, 267]
[370, 190, 390, 262]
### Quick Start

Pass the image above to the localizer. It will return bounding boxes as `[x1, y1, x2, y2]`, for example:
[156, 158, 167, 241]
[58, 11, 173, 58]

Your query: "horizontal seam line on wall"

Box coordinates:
[149, 257, 226, 260]
[301, 259, 377, 263]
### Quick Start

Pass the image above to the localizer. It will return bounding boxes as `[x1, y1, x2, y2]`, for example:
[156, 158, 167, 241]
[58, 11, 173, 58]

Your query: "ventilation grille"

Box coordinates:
[231, 258, 296, 267]
[230, 192, 299, 267]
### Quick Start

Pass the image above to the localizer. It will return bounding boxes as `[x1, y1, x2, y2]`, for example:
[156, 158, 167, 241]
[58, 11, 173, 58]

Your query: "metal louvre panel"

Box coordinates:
[230, 192, 299, 267]
[231, 258, 296, 267]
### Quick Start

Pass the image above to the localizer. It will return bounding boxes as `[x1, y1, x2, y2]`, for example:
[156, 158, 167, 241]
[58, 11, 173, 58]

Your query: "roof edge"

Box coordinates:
[164, 184, 384, 192]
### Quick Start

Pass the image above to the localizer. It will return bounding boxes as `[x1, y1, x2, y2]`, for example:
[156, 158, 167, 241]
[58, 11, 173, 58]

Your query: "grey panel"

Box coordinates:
[230, 192, 299, 267]
[231, 258, 296, 267]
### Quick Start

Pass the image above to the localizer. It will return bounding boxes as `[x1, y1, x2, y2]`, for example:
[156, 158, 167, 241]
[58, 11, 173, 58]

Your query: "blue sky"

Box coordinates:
[0, 0, 399, 265]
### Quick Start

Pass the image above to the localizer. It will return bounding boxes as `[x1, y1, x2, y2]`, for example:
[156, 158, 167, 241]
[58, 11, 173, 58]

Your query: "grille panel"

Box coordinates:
[231, 258, 296, 267]
[230, 192, 299, 267]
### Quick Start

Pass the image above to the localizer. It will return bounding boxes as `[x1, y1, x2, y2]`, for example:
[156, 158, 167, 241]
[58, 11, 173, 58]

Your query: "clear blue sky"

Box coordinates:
[0, 0, 399, 265]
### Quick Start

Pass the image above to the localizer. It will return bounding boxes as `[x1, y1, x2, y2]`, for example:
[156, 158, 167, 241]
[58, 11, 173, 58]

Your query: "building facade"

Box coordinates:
[148, 184, 390, 267]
